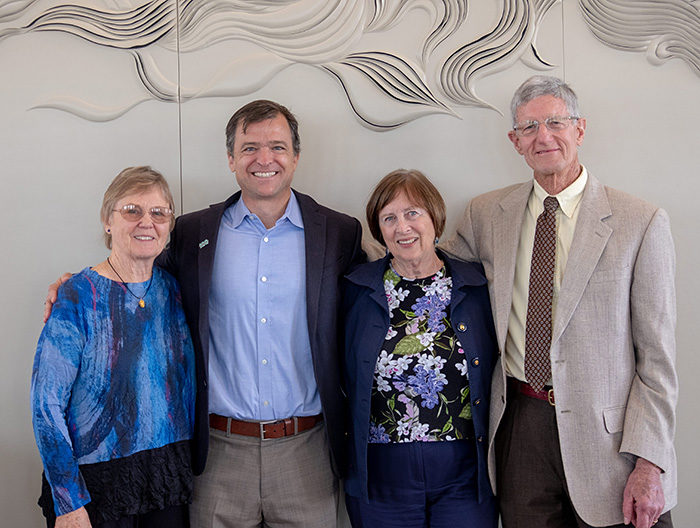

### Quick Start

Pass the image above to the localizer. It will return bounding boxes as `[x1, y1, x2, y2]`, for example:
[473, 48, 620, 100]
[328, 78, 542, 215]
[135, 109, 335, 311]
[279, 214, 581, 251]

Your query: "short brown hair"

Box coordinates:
[225, 100, 301, 156]
[366, 169, 446, 246]
[100, 166, 175, 249]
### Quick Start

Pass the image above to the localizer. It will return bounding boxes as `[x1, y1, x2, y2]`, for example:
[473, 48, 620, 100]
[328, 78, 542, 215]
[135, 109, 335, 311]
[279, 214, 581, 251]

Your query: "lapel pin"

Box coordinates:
[199, 239, 209, 249]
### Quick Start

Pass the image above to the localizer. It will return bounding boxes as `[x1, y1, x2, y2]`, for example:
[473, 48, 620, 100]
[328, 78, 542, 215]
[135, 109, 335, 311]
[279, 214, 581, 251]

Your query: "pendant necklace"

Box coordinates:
[107, 257, 153, 308]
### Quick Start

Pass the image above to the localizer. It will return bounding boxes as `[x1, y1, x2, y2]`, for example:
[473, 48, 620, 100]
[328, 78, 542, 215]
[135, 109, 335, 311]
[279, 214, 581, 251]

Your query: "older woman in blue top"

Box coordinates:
[343, 169, 498, 527]
[32, 167, 195, 528]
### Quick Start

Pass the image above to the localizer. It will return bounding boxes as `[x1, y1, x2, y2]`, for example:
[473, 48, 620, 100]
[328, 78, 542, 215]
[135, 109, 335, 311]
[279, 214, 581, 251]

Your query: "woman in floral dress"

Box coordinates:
[342, 169, 498, 527]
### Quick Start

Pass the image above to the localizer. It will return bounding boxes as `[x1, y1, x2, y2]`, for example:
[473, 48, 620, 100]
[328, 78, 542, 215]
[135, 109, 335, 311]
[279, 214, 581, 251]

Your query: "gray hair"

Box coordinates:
[510, 75, 581, 126]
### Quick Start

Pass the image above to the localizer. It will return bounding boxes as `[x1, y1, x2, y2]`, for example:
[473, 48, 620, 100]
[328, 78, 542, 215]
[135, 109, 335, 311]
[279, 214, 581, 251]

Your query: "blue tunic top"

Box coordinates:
[31, 267, 195, 517]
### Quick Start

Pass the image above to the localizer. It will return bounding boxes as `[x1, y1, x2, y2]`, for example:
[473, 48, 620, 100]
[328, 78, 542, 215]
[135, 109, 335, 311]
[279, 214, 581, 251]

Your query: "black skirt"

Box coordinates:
[39, 440, 193, 526]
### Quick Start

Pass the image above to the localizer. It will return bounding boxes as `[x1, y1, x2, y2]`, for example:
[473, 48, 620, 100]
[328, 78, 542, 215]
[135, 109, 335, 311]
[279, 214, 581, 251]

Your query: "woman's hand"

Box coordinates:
[55, 506, 92, 528]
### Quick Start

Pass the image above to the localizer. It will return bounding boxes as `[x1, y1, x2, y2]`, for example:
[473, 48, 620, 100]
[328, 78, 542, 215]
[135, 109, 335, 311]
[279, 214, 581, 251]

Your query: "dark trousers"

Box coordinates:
[495, 387, 672, 528]
[345, 439, 497, 528]
[45, 504, 189, 528]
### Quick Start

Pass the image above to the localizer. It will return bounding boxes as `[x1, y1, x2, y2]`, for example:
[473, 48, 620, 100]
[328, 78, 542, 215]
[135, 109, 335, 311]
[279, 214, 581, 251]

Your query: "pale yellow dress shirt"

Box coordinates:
[504, 166, 588, 382]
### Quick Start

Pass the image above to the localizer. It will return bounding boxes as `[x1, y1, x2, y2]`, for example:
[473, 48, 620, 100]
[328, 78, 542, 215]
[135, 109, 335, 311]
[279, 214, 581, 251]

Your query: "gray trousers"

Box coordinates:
[190, 422, 339, 528]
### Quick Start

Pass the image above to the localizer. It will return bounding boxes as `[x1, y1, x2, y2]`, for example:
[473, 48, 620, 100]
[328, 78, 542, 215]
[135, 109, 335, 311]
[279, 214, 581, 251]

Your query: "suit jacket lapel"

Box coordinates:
[552, 174, 612, 345]
[197, 192, 240, 346]
[297, 191, 326, 342]
[492, 181, 532, 348]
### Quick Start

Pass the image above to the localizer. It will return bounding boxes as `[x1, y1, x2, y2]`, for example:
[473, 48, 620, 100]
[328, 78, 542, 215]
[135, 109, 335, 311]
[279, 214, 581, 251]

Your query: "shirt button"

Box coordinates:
[472, 358, 480, 367]
[263, 400, 269, 406]
[457, 323, 466, 332]
[262, 359, 268, 365]
[263, 236, 269, 243]
[260, 317, 267, 324]
[261, 276, 268, 282]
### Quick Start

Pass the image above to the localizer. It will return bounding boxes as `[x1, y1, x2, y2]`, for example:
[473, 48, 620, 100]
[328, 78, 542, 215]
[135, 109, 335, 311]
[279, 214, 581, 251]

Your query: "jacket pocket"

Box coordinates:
[602, 405, 626, 433]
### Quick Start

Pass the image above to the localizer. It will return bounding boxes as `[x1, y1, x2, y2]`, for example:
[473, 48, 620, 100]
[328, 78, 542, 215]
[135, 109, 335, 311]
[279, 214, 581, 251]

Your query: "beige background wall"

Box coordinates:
[1, 2, 697, 525]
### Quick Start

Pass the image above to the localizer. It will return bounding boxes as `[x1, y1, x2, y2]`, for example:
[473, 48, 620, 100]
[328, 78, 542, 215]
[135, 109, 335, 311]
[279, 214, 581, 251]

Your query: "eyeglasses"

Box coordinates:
[513, 116, 580, 137]
[113, 204, 174, 224]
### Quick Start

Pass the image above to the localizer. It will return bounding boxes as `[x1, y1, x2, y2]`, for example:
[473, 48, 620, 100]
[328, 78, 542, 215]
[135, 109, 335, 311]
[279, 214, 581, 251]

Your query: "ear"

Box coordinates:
[575, 118, 586, 146]
[227, 152, 236, 173]
[508, 130, 524, 155]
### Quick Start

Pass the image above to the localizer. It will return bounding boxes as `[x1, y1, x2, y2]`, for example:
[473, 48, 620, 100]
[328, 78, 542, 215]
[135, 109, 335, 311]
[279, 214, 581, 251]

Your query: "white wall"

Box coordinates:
[1, 2, 697, 526]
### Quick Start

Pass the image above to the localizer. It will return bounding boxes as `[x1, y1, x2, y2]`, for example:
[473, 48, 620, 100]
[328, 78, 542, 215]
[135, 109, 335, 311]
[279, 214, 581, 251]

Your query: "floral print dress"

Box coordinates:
[369, 265, 474, 444]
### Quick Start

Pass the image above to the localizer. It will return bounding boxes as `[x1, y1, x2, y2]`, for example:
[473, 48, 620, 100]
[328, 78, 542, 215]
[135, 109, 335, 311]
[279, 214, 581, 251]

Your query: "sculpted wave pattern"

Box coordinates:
[1, 0, 697, 128]
[579, 0, 699, 76]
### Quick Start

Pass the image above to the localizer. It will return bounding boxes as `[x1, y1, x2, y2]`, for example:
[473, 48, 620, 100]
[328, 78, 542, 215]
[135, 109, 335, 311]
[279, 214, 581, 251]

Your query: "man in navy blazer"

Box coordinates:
[158, 100, 365, 527]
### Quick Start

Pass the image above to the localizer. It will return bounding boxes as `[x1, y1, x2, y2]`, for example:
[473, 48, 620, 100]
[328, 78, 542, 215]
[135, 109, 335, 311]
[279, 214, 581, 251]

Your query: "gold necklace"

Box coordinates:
[106, 257, 153, 308]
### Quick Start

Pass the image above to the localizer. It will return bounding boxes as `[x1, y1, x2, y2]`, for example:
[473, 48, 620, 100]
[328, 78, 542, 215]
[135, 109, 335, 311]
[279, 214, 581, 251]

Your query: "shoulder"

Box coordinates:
[603, 185, 665, 221]
[58, 268, 100, 301]
[294, 190, 361, 231]
[442, 254, 487, 286]
[583, 175, 670, 232]
[175, 199, 229, 226]
[470, 182, 528, 207]
[153, 267, 179, 291]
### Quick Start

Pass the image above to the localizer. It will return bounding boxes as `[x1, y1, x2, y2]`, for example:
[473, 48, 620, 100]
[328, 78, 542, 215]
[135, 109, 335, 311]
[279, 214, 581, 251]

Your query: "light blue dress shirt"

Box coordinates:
[207, 193, 322, 421]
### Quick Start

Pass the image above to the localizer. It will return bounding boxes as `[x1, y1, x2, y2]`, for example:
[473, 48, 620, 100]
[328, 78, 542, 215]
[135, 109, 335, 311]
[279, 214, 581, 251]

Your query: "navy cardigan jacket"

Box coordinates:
[341, 251, 497, 502]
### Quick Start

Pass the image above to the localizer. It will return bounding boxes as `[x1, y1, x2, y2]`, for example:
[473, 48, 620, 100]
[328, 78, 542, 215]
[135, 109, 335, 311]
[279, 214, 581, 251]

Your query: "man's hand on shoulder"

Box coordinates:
[623, 457, 664, 528]
[43, 272, 73, 322]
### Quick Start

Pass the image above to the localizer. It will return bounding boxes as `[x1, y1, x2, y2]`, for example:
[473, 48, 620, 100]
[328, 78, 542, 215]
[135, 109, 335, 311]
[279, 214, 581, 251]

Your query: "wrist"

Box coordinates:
[636, 457, 661, 473]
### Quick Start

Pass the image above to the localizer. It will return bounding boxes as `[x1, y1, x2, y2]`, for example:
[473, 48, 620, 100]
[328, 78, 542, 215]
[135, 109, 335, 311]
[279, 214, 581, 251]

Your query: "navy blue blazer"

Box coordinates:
[157, 189, 365, 476]
[342, 251, 497, 502]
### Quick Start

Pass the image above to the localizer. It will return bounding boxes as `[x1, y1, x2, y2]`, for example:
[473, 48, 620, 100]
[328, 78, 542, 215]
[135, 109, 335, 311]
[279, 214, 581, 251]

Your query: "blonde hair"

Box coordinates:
[100, 166, 175, 249]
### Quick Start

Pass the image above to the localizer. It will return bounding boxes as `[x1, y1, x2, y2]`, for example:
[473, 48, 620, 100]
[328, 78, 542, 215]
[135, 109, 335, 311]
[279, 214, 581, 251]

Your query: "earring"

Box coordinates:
[106, 228, 111, 233]
[434, 236, 439, 244]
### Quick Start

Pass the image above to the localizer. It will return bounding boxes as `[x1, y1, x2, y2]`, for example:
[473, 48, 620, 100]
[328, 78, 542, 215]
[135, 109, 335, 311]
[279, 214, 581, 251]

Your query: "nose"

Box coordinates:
[535, 122, 554, 141]
[257, 146, 274, 165]
[395, 216, 412, 232]
[137, 213, 155, 228]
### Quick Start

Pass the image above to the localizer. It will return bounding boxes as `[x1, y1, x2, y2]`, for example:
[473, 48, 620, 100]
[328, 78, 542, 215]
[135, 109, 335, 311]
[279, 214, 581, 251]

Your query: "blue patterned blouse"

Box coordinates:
[31, 267, 195, 517]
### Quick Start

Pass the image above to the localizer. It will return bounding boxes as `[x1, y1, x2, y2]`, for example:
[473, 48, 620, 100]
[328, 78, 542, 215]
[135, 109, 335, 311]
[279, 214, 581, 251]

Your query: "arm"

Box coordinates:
[32, 282, 92, 517]
[349, 217, 368, 269]
[55, 506, 92, 528]
[43, 273, 73, 323]
[439, 199, 480, 262]
[154, 214, 180, 276]
[621, 208, 677, 527]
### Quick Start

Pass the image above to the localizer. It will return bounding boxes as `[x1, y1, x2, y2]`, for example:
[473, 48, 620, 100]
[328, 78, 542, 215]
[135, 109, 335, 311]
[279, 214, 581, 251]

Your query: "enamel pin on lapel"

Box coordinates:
[199, 239, 209, 249]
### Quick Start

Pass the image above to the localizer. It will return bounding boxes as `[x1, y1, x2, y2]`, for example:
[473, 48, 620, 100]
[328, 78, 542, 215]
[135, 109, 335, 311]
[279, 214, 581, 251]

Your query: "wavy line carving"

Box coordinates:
[579, 0, 700, 75]
[1, 0, 696, 129]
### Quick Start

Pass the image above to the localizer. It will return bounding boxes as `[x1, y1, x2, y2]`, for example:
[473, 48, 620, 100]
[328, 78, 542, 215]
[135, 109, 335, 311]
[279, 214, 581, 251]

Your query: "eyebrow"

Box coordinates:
[239, 140, 290, 149]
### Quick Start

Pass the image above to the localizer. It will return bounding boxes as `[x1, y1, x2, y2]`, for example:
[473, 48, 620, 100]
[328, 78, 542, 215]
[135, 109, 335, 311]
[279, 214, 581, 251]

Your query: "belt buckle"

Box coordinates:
[258, 419, 278, 441]
[547, 388, 555, 406]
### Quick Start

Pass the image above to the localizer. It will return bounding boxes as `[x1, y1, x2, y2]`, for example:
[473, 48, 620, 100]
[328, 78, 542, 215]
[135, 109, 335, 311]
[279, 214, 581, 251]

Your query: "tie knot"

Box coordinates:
[543, 196, 559, 214]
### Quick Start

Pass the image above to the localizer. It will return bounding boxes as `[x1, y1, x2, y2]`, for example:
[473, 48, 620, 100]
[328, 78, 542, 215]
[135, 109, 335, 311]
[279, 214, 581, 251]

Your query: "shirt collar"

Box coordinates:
[228, 191, 304, 230]
[531, 165, 588, 219]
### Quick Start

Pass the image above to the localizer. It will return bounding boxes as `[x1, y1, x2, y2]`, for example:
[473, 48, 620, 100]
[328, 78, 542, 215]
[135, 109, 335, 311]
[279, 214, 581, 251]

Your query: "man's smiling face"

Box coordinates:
[228, 112, 299, 208]
[508, 95, 586, 182]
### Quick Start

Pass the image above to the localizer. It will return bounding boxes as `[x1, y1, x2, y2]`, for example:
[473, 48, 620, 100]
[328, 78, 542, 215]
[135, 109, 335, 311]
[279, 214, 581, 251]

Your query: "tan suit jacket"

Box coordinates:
[442, 173, 677, 526]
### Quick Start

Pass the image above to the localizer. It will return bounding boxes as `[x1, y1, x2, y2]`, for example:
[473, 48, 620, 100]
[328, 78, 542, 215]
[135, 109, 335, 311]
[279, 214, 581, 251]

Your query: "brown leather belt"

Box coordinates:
[508, 377, 555, 406]
[209, 413, 323, 440]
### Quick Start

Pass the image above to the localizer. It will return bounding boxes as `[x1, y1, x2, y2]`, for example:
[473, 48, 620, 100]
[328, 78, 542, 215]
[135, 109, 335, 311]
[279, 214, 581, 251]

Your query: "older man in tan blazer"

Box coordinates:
[443, 76, 677, 528]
